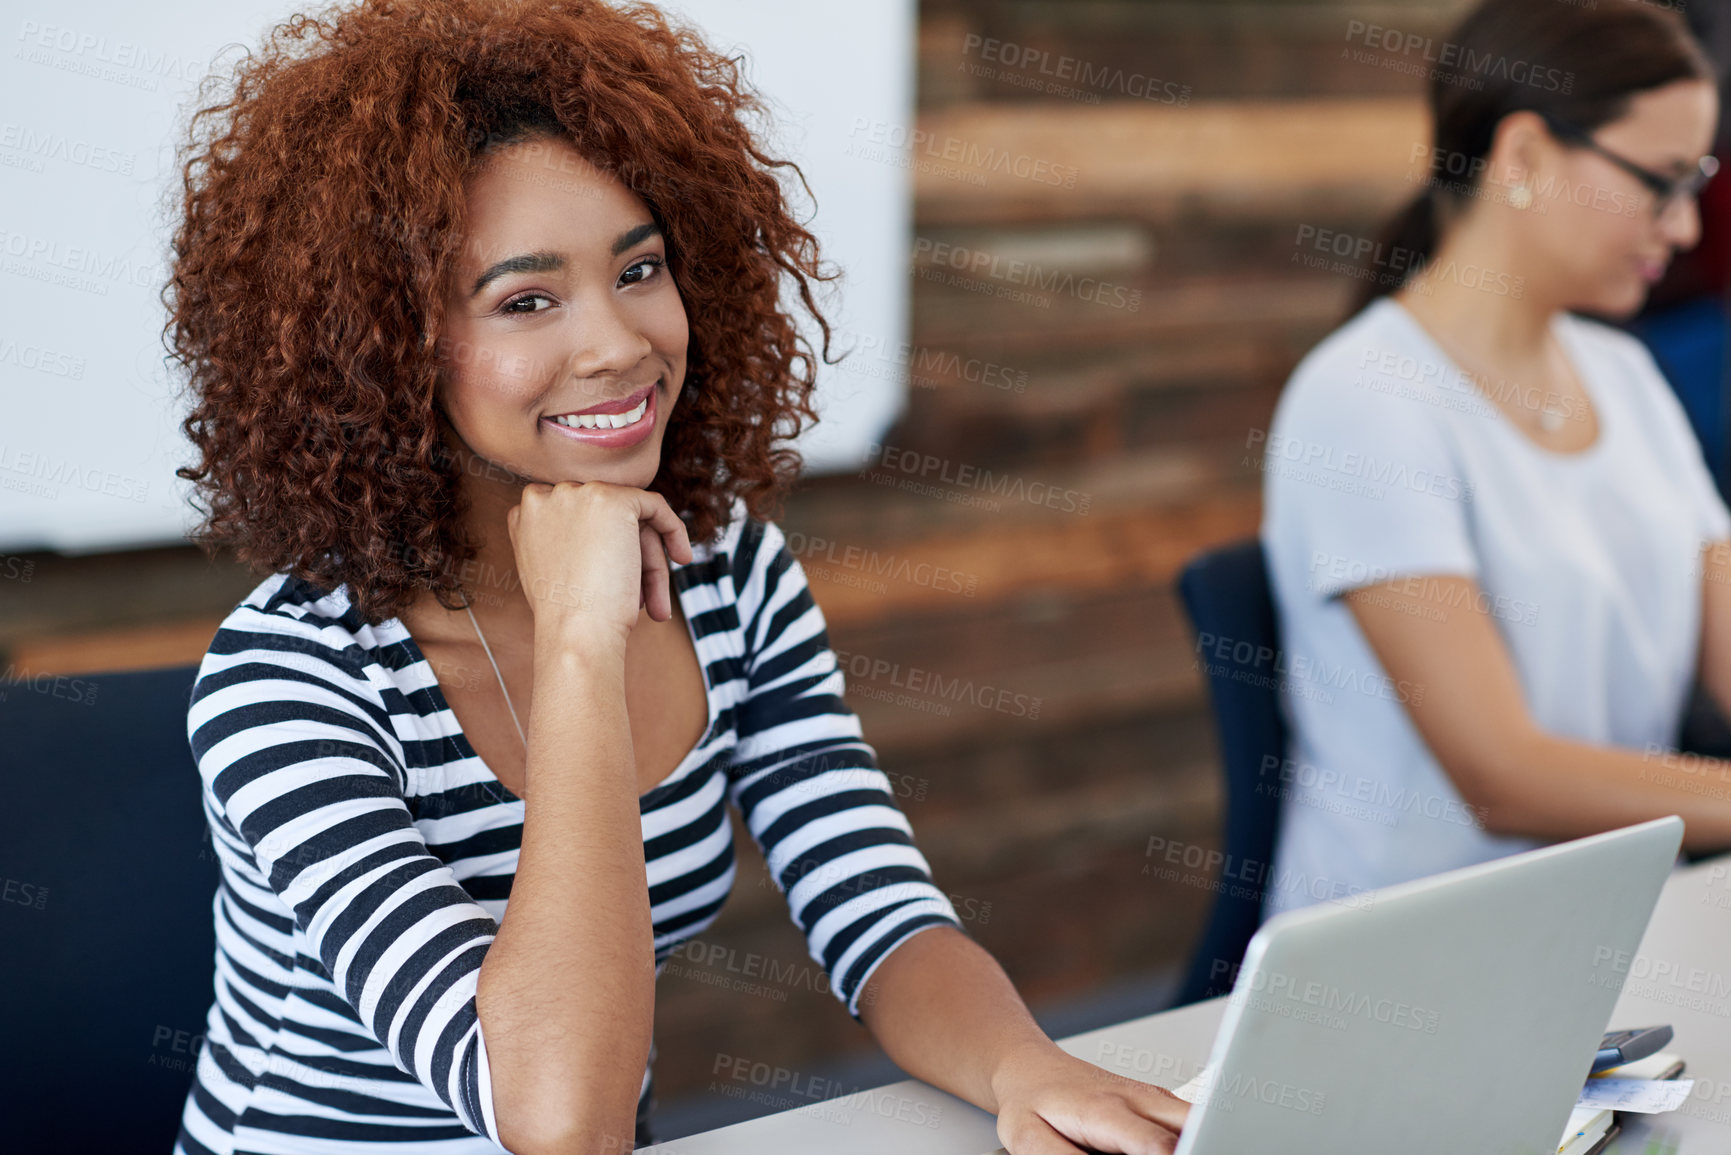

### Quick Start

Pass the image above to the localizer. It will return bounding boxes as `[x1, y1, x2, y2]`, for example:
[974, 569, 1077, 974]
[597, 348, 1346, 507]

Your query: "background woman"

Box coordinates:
[1262, 0, 1731, 919]
[165, 1, 1189, 1152]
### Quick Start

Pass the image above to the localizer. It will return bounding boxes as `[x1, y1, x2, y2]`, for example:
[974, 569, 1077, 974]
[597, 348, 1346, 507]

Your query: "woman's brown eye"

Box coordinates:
[621, 257, 664, 286]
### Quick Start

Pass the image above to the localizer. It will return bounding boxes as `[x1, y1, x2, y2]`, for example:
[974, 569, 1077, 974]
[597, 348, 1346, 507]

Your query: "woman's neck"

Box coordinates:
[462, 477, 536, 620]
[1394, 212, 1563, 365]
[402, 447, 536, 643]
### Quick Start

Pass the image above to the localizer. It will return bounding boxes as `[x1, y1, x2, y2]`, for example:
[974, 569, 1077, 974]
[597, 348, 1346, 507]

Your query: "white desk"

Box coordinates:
[651, 855, 1731, 1153]
[1600, 856, 1731, 1151]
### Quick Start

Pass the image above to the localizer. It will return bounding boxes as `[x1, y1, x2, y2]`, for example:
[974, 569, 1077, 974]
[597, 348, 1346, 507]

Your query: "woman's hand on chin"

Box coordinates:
[990, 1040, 1189, 1155]
[507, 480, 692, 654]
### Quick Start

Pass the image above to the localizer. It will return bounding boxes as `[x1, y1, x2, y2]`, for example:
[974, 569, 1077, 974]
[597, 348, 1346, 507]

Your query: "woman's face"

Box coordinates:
[437, 134, 688, 492]
[1529, 79, 1719, 317]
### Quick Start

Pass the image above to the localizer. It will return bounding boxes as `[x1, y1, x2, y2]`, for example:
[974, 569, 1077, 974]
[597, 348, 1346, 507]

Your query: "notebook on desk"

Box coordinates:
[1556, 1106, 1618, 1155]
[1556, 1050, 1687, 1155]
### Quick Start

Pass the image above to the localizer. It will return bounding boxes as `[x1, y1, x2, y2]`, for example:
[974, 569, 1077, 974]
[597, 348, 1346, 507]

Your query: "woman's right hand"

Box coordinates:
[506, 481, 693, 653]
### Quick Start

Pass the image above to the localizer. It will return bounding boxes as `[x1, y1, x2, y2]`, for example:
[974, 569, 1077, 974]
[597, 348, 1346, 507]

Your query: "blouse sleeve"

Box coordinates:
[723, 520, 963, 1018]
[188, 606, 502, 1144]
[1263, 355, 1481, 604]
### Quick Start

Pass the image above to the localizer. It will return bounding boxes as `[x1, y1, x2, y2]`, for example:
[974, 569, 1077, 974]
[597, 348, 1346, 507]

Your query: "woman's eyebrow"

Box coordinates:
[611, 221, 661, 256]
[470, 250, 562, 298]
[467, 224, 661, 298]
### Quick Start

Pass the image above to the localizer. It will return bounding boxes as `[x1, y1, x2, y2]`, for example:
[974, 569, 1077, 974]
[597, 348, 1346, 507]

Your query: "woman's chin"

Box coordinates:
[1572, 279, 1650, 321]
[542, 461, 662, 491]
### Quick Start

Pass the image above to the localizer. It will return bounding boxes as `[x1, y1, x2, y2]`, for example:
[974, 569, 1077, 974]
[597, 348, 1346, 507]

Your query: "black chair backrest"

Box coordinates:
[0, 665, 216, 1153]
[1171, 540, 1288, 1006]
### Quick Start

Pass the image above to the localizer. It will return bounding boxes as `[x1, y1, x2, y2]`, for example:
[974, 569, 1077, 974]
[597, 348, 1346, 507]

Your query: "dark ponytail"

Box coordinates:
[1352, 0, 1713, 314]
[1377, 186, 1442, 297]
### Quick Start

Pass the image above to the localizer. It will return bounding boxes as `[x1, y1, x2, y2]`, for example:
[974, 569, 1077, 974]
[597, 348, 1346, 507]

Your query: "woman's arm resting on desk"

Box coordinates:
[859, 925, 1189, 1155]
[1345, 570, 1731, 851]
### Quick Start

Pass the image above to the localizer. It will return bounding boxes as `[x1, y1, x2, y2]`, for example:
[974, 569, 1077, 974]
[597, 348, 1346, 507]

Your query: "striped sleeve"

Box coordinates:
[187, 602, 503, 1145]
[725, 521, 962, 1017]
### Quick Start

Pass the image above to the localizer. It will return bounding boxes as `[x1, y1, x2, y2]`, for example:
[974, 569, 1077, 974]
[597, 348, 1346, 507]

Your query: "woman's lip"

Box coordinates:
[549, 381, 656, 418]
[541, 383, 658, 449]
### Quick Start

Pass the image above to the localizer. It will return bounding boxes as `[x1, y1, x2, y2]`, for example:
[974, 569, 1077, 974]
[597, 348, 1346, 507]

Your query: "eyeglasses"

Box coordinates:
[1540, 112, 1720, 217]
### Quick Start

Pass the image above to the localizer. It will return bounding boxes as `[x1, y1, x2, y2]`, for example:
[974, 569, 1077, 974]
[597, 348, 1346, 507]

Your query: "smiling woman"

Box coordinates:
[160, 2, 1191, 1154]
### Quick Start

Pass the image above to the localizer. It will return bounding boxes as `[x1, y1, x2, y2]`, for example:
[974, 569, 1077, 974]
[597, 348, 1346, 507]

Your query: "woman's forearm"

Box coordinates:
[857, 926, 1053, 1114]
[1345, 577, 1731, 854]
[1472, 727, 1731, 852]
[476, 638, 656, 1154]
[859, 927, 1191, 1152]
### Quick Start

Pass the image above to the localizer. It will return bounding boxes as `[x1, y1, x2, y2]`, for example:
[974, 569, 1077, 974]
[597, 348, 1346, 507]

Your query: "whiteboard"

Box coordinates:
[0, 0, 913, 552]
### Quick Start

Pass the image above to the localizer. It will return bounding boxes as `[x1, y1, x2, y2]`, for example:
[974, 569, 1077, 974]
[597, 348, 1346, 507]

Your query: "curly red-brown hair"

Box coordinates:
[167, 0, 834, 624]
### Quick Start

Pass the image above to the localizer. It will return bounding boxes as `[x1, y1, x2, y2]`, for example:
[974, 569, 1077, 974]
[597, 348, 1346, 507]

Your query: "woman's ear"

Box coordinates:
[1486, 109, 1554, 197]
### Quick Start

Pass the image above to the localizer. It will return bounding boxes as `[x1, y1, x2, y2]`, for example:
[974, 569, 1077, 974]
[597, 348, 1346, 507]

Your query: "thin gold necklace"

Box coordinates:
[1407, 303, 1577, 434]
[464, 600, 527, 751]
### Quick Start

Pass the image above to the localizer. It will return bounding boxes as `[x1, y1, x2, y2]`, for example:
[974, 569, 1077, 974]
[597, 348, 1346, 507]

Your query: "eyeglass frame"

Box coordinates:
[1537, 111, 1720, 217]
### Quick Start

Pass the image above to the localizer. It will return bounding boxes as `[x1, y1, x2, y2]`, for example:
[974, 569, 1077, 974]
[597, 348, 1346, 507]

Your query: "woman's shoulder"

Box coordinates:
[1285, 297, 1413, 392]
[1559, 311, 1700, 446]
[197, 570, 398, 691]
[678, 505, 826, 658]
[188, 573, 411, 785]
[1273, 297, 1450, 440]
[215, 571, 371, 642]
[1287, 296, 1447, 400]
[1558, 310, 1655, 363]
[681, 499, 797, 592]
[1557, 311, 1673, 400]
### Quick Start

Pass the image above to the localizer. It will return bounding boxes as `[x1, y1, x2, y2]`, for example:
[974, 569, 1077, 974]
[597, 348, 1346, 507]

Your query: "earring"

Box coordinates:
[1508, 184, 1534, 211]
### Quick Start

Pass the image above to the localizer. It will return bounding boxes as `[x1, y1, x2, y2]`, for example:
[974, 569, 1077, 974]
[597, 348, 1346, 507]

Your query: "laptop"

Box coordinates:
[1163, 816, 1683, 1154]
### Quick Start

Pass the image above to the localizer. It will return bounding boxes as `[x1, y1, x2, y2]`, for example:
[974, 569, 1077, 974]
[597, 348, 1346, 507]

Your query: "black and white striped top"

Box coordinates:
[173, 514, 961, 1155]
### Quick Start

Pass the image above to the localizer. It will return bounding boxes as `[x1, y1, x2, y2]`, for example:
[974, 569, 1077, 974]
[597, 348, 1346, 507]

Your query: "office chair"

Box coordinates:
[1170, 539, 1288, 1007]
[0, 664, 217, 1153]
[1627, 297, 1731, 500]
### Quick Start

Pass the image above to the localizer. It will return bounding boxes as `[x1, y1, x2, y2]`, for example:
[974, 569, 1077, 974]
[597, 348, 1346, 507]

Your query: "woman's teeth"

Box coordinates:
[552, 396, 649, 430]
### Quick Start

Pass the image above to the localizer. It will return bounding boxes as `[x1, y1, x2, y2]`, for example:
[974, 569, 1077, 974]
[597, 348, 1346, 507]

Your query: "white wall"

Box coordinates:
[0, 0, 913, 552]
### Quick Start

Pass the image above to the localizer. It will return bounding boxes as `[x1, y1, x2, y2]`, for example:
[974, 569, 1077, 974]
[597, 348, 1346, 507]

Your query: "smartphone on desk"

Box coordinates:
[1591, 1025, 1672, 1073]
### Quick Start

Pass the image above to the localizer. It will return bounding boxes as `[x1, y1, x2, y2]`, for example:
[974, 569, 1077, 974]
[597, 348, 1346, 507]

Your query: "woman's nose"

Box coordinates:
[563, 295, 655, 383]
